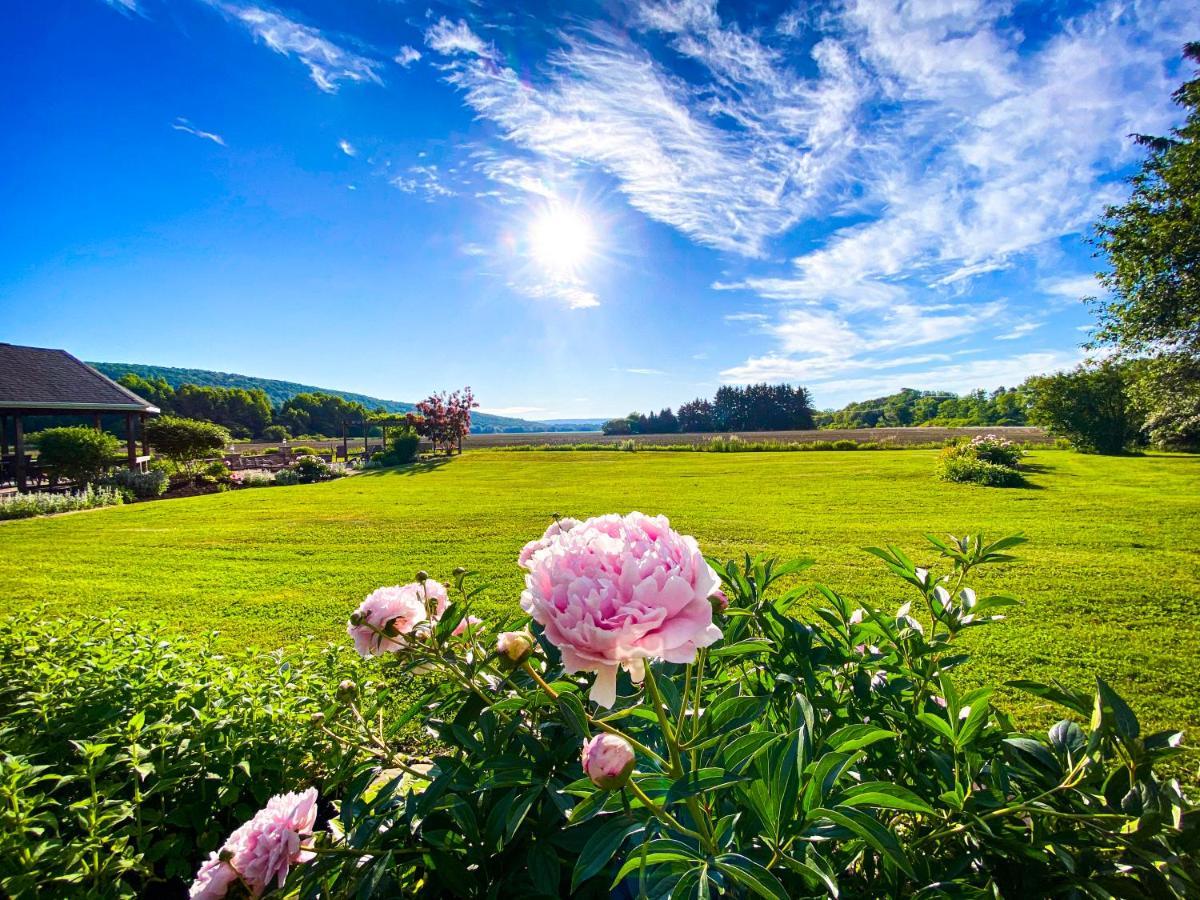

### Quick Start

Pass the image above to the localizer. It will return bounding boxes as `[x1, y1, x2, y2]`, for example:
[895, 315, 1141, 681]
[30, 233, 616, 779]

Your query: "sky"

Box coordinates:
[0, 0, 1192, 419]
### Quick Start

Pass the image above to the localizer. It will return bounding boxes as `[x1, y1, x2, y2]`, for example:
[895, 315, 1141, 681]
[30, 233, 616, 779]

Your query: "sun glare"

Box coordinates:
[528, 203, 595, 276]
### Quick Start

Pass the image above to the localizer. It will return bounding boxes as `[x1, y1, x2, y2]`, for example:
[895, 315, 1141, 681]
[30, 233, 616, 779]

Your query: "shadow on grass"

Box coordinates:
[357, 456, 457, 478]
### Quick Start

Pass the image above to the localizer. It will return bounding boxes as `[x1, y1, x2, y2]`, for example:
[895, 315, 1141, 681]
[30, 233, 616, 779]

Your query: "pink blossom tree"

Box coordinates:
[414, 388, 477, 454]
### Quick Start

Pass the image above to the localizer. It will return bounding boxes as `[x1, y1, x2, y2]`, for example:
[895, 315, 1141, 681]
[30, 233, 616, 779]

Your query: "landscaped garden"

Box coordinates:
[2, 447, 1198, 896]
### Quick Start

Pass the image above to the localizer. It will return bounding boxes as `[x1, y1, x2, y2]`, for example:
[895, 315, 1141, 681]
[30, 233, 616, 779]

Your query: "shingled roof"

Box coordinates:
[0, 343, 160, 413]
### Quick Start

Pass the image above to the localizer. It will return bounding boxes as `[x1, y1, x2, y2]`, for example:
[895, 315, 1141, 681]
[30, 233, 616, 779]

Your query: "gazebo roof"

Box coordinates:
[0, 343, 160, 414]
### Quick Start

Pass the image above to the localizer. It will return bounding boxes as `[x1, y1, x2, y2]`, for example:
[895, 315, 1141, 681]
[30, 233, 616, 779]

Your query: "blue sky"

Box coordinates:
[0, 0, 1191, 418]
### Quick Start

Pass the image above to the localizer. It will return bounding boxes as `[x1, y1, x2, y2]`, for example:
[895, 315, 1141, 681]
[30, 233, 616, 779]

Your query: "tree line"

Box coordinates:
[817, 387, 1028, 429]
[603, 384, 815, 434]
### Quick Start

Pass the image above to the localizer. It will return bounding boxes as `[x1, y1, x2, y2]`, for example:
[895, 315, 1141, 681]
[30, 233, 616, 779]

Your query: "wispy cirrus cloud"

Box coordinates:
[210, 2, 383, 93]
[103, 0, 143, 15]
[171, 117, 225, 146]
[394, 45, 422, 67]
[390, 164, 455, 201]
[337, 139, 356, 157]
[423, 11, 863, 257]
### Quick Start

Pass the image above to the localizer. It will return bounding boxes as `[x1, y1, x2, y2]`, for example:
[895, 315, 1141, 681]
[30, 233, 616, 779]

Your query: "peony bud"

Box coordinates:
[581, 734, 635, 790]
[452, 616, 483, 638]
[452, 566, 467, 577]
[709, 589, 729, 615]
[497, 630, 534, 665]
[336, 679, 358, 702]
[848, 608, 865, 625]
[309, 711, 325, 725]
[416, 570, 429, 583]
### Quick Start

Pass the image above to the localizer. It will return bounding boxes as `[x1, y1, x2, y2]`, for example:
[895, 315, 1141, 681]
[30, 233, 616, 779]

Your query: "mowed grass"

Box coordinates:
[2, 449, 1198, 764]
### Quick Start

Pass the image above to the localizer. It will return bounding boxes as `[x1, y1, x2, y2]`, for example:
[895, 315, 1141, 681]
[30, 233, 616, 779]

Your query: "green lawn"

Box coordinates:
[2, 449, 1198, 761]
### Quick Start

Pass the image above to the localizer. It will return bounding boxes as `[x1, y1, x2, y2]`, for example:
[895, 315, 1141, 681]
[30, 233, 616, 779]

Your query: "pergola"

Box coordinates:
[0, 343, 160, 491]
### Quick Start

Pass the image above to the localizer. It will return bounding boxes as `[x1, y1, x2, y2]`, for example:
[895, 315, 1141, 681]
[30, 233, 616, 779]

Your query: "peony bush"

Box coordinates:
[936, 434, 1025, 487]
[194, 514, 1196, 897]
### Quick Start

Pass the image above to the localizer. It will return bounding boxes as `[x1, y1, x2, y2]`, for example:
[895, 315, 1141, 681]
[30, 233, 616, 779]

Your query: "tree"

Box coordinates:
[1089, 43, 1200, 451]
[415, 388, 477, 454]
[677, 398, 715, 432]
[279, 393, 366, 439]
[1024, 362, 1141, 454]
[146, 416, 231, 473]
[601, 418, 632, 435]
[262, 424, 291, 443]
[36, 426, 120, 486]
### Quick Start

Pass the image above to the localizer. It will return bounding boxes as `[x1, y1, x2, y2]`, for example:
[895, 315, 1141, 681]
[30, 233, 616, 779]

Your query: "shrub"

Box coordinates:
[831, 438, 858, 449]
[262, 424, 291, 443]
[239, 471, 277, 487]
[966, 433, 1024, 467]
[198, 520, 1197, 898]
[0, 612, 382, 898]
[34, 426, 120, 485]
[375, 430, 420, 466]
[937, 453, 1025, 486]
[1026, 361, 1142, 453]
[146, 416, 231, 474]
[293, 455, 333, 483]
[289, 445, 320, 456]
[0, 485, 123, 520]
[105, 467, 169, 499]
[274, 468, 301, 486]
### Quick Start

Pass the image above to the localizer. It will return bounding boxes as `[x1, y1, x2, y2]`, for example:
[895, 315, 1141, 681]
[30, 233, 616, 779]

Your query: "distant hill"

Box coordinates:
[88, 362, 601, 433]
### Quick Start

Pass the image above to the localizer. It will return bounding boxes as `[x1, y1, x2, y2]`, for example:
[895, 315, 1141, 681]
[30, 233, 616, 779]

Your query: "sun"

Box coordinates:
[527, 203, 595, 276]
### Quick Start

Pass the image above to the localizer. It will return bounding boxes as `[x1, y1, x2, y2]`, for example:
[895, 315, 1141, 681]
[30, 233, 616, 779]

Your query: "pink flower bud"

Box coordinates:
[581, 734, 635, 789]
[709, 589, 729, 614]
[848, 608, 865, 625]
[497, 630, 534, 664]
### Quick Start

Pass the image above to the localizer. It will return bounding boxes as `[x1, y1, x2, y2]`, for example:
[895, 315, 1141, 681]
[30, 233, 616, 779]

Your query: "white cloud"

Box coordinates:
[103, 0, 142, 14]
[723, 312, 768, 324]
[394, 45, 422, 67]
[626, 368, 668, 376]
[212, 3, 383, 93]
[426, 18, 496, 59]
[512, 279, 600, 310]
[390, 164, 455, 201]
[996, 321, 1042, 341]
[338, 139, 356, 157]
[425, 13, 864, 256]
[1040, 274, 1103, 301]
[171, 117, 225, 146]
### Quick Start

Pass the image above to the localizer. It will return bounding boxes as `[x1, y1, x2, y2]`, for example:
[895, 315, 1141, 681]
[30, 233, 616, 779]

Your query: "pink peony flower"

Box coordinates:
[189, 787, 318, 899]
[519, 512, 722, 707]
[347, 580, 449, 657]
[518, 516, 581, 569]
[581, 733, 636, 789]
[452, 615, 483, 637]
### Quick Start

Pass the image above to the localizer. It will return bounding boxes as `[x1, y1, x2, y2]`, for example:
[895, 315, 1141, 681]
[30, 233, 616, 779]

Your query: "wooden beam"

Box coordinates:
[1, 415, 7, 456]
[140, 413, 149, 457]
[94, 412, 102, 430]
[126, 413, 137, 470]
[14, 416, 25, 492]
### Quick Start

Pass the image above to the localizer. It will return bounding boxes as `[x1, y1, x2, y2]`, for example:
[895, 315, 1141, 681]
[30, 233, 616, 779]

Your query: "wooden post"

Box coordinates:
[125, 413, 137, 470]
[341, 422, 348, 461]
[140, 413, 149, 457]
[93, 412, 102, 430]
[1, 415, 7, 456]
[14, 415, 25, 491]
[363, 416, 368, 454]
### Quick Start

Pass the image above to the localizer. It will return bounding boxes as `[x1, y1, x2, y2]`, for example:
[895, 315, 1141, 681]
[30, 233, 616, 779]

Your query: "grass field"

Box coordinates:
[2, 449, 1197, 766]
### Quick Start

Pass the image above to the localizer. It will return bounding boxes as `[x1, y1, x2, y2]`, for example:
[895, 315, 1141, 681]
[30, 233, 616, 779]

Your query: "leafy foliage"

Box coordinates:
[280, 534, 1196, 897]
[1127, 353, 1200, 450]
[611, 384, 814, 435]
[34, 426, 121, 486]
[1025, 361, 1143, 454]
[819, 386, 1029, 429]
[935, 435, 1025, 487]
[104, 467, 169, 499]
[0, 612, 381, 898]
[145, 415, 231, 473]
[0, 485, 123, 520]
[415, 388, 478, 453]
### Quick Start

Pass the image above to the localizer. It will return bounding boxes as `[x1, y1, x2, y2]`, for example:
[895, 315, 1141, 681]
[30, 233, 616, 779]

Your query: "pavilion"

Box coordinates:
[0, 343, 160, 491]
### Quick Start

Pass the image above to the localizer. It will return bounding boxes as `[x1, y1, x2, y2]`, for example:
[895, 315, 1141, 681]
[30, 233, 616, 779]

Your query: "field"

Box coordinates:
[1, 448, 1197, 762]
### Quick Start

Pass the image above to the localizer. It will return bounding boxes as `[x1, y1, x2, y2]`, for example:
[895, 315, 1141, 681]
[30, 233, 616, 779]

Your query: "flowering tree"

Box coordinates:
[194, 515, 1198, 898]
[414, 388, 477, 454]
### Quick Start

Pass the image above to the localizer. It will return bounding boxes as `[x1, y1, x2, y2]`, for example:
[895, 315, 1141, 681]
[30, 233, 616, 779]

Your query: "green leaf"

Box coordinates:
[713, 853, 789, 900]
[824, 724, 895, 753]
[1006, 679, 1091, 717]
[571, 817, 643, 892]
[567, 788, 610, 825]
[954, 694, 993, 748]
[667, 768, 748, 804]
[837, 781, 934, 815]
[610, 839, 701, 888]
[1096, 677, 1140, 743]
[707, 640, 774, 659]
[527, 840, 561, 896]
[555, 691, 589, 740]
[813, 806, 916, 879]
[916, 713, 956, 743]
